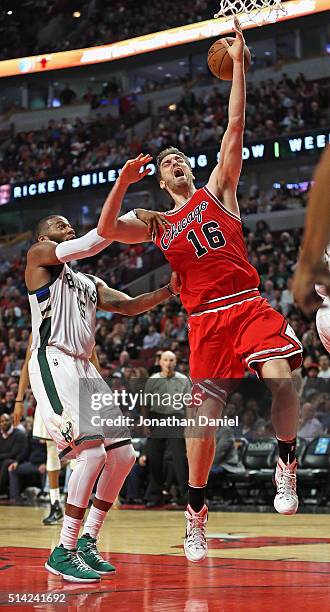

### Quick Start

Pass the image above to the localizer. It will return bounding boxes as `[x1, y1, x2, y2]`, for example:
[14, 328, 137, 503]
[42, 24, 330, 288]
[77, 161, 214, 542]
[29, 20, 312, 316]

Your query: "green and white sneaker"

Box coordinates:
[45, 545, 101, 582]
[77, 533, 116, 574]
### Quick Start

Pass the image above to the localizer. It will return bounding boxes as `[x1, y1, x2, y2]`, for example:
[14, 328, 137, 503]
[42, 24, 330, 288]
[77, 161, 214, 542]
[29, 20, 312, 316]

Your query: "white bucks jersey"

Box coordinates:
[28, 264, 98, 358]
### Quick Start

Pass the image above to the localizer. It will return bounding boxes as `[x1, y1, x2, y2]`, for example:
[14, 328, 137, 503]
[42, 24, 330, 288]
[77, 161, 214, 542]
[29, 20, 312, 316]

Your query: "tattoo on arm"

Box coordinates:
[96, 282, 130, 313]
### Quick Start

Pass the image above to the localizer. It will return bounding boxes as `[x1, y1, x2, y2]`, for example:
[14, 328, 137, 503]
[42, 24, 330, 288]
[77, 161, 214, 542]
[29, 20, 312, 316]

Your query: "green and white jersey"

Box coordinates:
[28, 264, 98, 358]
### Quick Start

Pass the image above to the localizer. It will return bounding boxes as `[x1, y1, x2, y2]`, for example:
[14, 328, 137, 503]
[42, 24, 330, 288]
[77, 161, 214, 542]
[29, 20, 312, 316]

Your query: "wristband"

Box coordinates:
[15, 400, 24, 403]
[166, 284, 176, 297]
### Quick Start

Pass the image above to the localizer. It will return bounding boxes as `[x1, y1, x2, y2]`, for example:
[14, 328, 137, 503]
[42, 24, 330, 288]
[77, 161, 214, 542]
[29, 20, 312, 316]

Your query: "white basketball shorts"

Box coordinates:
[29, 347, 130, 459]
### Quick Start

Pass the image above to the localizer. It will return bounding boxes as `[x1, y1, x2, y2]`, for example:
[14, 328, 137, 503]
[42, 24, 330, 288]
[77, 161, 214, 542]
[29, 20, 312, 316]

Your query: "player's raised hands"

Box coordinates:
[119, 153, 153, 186]
[222, 17, 245, 63]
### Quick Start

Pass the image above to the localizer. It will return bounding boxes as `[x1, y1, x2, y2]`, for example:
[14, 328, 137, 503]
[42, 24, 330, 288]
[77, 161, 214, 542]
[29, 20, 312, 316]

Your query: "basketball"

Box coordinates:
[207, 37, 251, 80]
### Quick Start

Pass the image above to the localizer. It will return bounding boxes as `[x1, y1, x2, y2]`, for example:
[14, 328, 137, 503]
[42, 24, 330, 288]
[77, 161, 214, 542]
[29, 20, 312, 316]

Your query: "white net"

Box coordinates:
[214, 0, 287, 26]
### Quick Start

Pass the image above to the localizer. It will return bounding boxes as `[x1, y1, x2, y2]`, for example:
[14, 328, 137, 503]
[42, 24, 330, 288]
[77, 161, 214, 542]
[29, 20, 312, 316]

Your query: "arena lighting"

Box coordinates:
[0, 0, 328, 77]
[273, 181, 312, 190]
[73, 11, 81, 18]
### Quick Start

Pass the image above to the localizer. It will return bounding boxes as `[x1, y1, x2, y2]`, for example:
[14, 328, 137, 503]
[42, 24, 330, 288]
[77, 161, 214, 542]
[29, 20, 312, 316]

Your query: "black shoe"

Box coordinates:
[43, 500, 63, 525]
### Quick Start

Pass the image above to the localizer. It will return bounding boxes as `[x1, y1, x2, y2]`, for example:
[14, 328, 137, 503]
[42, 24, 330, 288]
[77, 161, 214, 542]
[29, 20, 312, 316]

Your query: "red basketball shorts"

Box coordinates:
[188, 296, 302, 397]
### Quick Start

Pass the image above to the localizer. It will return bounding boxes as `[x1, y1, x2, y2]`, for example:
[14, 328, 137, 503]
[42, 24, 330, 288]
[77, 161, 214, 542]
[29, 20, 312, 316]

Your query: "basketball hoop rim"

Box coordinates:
[213, 0, 288, 25]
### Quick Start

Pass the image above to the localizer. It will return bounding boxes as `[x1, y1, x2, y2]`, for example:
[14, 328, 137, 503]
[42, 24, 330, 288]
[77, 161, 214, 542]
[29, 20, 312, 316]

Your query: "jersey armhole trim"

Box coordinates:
[27, 265, 64, 295]
[204, 185, 241, 223]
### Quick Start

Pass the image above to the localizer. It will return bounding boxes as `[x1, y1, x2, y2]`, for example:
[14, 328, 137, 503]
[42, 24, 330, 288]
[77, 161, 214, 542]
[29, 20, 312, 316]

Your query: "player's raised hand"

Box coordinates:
[222, 17, 245, 63]
[119, 153, 153, 185]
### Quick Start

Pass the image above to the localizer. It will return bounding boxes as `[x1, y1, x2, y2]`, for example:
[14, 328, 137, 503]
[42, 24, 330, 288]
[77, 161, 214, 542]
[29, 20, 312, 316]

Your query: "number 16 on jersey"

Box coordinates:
[187, 221, 226, 258]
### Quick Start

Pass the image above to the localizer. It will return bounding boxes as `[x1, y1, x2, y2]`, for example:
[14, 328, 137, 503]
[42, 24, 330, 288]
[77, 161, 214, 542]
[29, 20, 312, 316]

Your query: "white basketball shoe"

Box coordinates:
[274, 458, 299, 515]
[184, 504, 208, 562]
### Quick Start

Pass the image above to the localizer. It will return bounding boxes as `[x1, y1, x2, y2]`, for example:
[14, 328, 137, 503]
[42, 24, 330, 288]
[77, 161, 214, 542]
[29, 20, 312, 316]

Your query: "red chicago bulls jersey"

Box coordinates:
[154, 186, 260, 315]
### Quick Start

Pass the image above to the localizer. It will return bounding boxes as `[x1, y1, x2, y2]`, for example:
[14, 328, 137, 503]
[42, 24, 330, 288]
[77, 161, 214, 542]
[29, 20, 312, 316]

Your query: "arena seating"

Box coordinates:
[207, 436, 330, 507]
[1, 73, 329, 186]
[298, 436, 330, 505]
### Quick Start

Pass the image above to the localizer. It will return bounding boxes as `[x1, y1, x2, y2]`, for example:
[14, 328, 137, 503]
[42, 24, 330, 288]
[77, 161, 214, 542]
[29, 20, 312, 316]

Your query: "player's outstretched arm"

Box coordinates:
[26, 229, 110, 278]
[98, 153, 153, 243]
[25, 228, 113, 291]
[94, 272, 181, 316]
[13, 333, 32, 427]
[293, 145, 330, 313]
[97, 154, 170, 243]
[207, 17, 245, 216]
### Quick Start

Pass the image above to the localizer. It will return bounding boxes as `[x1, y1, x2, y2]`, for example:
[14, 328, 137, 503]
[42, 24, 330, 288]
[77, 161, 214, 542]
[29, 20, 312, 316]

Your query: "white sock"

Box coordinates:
[50, 488, 60, 505]
[59, 515, 83, 550]
[83, 506, 108, 540]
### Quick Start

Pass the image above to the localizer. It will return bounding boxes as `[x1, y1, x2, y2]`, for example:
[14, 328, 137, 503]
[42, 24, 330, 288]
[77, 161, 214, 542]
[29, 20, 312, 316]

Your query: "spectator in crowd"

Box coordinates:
[8, 424, 47, 501]
[121, 438, 148, 504]
[310, 392, 330, 432]
[305, 363, 320, 379]
[125, 453, 148, 505]
[4, 354, 20, 377]
[171, 312, 188, 343]
[317, 355, 330, 379]
[261, 280, 277, 308]
[0, 413, 27, 495]
[1, 390, 16, 415]
[209, 427, 245, 477]
[113, 350, 130, 376]
[280, 277, 295, 316]
[126, 323, 145, 358]
[142, 350, 189, 507]
[235, 406, 265, 441]
[297, 402, 324, 441]
[143, 325, 161, 349]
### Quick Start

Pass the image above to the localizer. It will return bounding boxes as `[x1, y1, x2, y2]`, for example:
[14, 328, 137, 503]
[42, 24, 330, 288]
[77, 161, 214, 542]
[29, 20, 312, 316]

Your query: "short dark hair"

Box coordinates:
[34, 215, 59, 241]
[156, 147, 192, 181]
